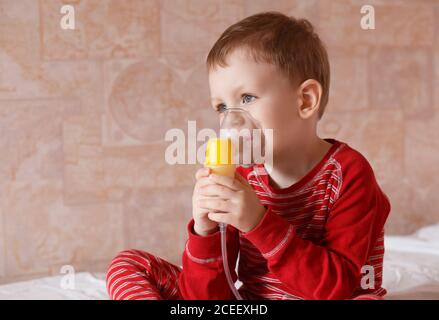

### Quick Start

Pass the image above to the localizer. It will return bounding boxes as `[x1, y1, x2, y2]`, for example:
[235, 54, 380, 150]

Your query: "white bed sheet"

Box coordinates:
[0, 224, 438, 300]
[383, 223, 439, 299]
[0, 272, 108, 300]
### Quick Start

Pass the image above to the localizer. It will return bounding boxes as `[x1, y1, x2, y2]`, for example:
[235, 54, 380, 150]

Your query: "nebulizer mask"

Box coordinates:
[204, 107, 266, 300]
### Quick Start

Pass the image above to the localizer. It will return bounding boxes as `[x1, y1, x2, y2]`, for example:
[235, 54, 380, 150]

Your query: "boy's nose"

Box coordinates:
[230, 113, 245, 127]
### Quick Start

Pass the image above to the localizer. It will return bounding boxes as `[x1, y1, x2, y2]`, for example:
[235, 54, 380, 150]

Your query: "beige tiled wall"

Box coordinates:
[0, 0, 437, 284]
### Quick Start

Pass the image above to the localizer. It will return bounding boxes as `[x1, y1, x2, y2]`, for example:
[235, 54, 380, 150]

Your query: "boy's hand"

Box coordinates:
[197, 172, 267, 233]
[192, 167, 220, 236]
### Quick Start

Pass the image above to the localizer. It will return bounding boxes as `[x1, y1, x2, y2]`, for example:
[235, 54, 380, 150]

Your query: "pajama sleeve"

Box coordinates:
[178, 218, 240, 300]
[240, 157, 391, 300]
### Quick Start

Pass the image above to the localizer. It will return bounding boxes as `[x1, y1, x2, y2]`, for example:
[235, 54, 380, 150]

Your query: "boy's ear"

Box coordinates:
[296, 79, 322, 119]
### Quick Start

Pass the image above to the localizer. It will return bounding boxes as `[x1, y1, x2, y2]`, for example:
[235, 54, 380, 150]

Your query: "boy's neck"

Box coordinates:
[264, 135, 332, 189]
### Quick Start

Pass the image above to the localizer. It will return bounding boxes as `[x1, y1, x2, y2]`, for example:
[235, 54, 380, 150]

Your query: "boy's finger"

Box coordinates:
[208, 173, 240, 191]
[234, 172, 249, 186]
[199, 184, 235, 199]
[207, 212, 230, 225]
[195, 176, 217, 191]
[195, 167, 210, 180]
[198, 198, 231, 212]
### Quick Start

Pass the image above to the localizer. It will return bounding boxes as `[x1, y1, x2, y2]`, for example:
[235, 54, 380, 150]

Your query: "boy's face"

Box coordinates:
[208, 48, 304, 156]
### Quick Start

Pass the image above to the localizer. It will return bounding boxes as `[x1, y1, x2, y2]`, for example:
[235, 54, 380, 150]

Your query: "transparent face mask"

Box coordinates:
[218, 107, 266, 168]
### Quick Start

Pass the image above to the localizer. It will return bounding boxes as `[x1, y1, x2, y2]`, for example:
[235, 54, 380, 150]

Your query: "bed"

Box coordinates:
[0, 223, 438, 300]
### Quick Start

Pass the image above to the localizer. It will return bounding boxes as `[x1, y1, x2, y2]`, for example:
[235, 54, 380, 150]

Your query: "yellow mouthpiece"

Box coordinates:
[205, 138, 233, 165]
[204, 138, 236, 177]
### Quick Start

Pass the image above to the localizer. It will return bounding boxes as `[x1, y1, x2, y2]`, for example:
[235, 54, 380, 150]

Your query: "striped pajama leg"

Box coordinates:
[351, 294, 384, 300]
[106, 249, 183, 300]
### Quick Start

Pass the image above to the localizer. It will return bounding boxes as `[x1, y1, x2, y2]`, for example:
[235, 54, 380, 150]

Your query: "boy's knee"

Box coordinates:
[107, 249, 151, 273]
[112, 249, 143, 260]
[352, 294, 383, 300]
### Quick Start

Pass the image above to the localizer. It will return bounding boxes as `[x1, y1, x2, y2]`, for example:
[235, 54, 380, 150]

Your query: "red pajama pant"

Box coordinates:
[105, 249, 384, 300]
[106, 249, 183, 300]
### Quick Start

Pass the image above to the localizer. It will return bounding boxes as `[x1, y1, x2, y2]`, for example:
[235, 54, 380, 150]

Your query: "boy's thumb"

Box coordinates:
[234, 171, 248, 185]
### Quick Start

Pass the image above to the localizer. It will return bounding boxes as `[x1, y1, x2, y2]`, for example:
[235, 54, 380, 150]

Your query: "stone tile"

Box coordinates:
[244, 0, 320, 25]
[63, 114, 198, 206]
[63, 114, 107, 205]
[326, 46, 369, 113]
[39, 61, 104, 114]
[102, 59, 145, 147]
[365, 0, 439, 4]
[0, 0, 40, 75]
[369, 2, 434, 46]
[161, 51, 207, 73]
[318, 0, 373, 46]
[383, 178, 416, 235]
[318, 1, 434, 47]
[104, 58, 217, 146]
[2, 180, 124, 278]
[0, 206, 5, 278]
[161, 0, 245, 54]
[435, 6, 439, 110]
[40, 0, 161, 60]
[123, 186, 193, 266]
[436, 50, 439, 110]
[102, 144, 198, 192]
[0, 1, 103, 112]
[369, 47, 433, 120]
[178, 62, 219, 130]
[106, 59, 187, 143]
[404, 114, 439, 231]
[0, 99, 79, 182]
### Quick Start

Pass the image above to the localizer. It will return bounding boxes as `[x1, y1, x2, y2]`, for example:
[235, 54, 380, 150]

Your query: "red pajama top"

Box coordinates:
[178, 138, 391, 300]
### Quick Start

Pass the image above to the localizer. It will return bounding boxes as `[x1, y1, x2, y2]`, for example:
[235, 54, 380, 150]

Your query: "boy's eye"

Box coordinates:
[215, 103, 227, 113]
[214, 94, 256, 113]
[242, 94, 256, 104]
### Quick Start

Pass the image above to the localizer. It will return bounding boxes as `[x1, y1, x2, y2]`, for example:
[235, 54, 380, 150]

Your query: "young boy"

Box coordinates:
[106, 12, 391, 300]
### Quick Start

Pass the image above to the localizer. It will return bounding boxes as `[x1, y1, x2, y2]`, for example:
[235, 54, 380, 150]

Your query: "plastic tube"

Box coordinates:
[219, 222, 243, 300]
